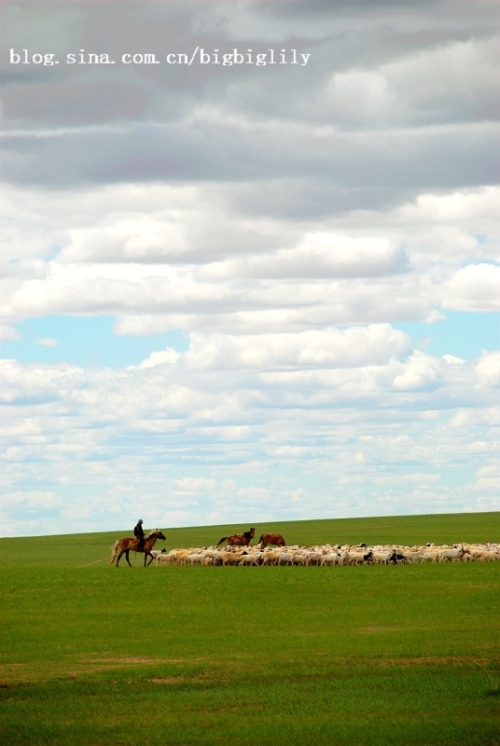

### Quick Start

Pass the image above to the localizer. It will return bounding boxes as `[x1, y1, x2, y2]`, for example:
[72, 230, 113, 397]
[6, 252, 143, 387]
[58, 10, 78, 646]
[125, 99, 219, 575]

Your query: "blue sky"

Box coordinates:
[394, 312, 499, 360]
[1, 311, 498, 368]
[1, 0, 499, 537]
[1, 316, 189, 368]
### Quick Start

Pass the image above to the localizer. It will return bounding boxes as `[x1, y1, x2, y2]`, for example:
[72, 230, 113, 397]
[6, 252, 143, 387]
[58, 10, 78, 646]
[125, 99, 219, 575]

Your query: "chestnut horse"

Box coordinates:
[110, 529, 166, 567]
[258, 533, 286, 548]
[216, 527, 255, 548]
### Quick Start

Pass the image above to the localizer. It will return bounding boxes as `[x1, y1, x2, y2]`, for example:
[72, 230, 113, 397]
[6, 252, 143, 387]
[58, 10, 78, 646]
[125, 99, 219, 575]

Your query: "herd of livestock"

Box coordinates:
[151, 528, 500, 567]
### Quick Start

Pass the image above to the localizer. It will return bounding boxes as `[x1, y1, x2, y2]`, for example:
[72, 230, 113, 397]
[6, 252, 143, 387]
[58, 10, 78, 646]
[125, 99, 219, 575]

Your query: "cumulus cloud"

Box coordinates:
[182, 325, 410, 371]
[392, 351, 443, 391]
[4, 491, 63, 510]
[321, 37, 500, 129]
[443, 263, 500, 312]
[1, 0, 498, 535]
[475, 352, 500, 388]
[202, 234, 408, 279]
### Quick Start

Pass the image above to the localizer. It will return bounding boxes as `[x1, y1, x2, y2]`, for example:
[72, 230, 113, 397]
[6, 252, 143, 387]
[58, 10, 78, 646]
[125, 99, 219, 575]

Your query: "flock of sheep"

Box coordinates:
[152, 541, 500, 567]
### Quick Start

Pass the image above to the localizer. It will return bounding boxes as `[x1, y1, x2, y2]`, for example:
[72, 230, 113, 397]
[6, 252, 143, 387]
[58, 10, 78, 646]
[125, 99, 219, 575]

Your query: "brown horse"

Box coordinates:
[216, 527, 255, 548]
[110, 529, 166, 567]
[258, 533, 286, 548]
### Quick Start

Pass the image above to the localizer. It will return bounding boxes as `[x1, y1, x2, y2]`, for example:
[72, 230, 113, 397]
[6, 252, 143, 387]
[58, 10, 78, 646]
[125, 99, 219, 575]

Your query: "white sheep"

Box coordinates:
[221, 551, 244, 566]
[239, 552, 263, 566]
[152, 538, 495, 568]
[261, 551, 279, 566]
[437, 546, 464, 562]
[370, 550, 392, 565]
[305, 551, 322, 566]
[320, 553, 342, 566]
[346, 550, 371, 565]
[277, 552, 294, 566]
[473, 549, 499, 561]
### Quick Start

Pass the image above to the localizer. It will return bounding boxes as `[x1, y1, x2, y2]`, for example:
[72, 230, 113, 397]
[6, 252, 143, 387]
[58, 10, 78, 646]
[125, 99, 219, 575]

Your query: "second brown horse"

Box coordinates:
[216, 527, 255, 547]
[258, 533, 286, 548]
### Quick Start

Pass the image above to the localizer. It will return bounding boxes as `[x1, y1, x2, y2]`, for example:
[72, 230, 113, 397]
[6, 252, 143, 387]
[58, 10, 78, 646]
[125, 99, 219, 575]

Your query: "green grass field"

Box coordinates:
[1, 512, 499, 745]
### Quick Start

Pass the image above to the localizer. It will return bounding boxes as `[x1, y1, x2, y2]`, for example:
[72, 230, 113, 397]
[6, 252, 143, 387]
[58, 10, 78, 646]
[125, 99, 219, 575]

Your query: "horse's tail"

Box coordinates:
[216, 536, 227, 547]
[109, 540, 120, 564]
[258, 535, 264, 545]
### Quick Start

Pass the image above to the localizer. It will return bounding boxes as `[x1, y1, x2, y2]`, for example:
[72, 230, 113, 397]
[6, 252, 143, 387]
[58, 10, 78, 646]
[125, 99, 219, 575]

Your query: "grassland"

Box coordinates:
[1, 512, 499, 745]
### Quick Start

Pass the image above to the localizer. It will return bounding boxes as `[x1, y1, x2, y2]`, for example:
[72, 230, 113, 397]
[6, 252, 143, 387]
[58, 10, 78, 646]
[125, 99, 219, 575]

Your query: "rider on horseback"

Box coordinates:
[134, 519, 145, 551]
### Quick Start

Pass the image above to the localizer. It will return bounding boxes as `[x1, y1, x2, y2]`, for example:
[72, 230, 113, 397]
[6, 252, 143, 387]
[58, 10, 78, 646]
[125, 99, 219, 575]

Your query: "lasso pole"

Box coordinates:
[78, 556, 110, 568]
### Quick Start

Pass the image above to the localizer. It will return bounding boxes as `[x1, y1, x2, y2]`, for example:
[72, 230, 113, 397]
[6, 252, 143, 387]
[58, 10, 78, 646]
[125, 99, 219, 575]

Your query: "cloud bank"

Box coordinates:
[1, 0, 499, 536]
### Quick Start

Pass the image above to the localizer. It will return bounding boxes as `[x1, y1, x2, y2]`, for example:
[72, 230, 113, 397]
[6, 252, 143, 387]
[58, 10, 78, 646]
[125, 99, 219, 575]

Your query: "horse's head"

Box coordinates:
[148, 529, 166, 541]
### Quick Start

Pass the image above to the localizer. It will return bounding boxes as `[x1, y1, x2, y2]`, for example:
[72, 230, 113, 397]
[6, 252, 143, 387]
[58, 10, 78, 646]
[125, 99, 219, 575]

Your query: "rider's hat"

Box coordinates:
[138, 519, 143, 523]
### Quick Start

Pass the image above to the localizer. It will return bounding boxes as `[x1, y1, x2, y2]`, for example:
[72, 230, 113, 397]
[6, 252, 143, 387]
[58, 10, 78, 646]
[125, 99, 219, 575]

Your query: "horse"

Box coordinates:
[258, 532, 286, 548]
[216, 527, 255, 548]
[109, 529, 166, 567]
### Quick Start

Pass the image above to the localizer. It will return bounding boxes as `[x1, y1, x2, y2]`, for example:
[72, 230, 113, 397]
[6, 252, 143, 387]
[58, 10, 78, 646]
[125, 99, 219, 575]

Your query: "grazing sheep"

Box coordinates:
[371, 550, 392, 565]
[305, 551, 322, 566]
[155, 549, 182, 565]
[437, 546, 464, 562]
[277, 552, 294, 566]
[221, 551, 244, 566]
[155, 553, 169, 566]
[473, 549, 499, 561]
[203, 552, 223, 566]
[346, 550, 373, 565]
[387, 550, 405, 564]
[420, 549, 440, 562]
[320, 553, 342, 566]
[400, 549, 421, 564]
[152, 539, 497, 568]
[240, 552, 263, 566]
[186, 553, 205, 565]
[261, 551, 279, 566]
[151, 549, 167, 558]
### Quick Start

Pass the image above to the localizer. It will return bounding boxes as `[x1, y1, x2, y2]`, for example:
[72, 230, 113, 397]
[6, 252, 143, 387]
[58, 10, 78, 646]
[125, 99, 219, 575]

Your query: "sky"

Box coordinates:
[1, 0, 499, 538]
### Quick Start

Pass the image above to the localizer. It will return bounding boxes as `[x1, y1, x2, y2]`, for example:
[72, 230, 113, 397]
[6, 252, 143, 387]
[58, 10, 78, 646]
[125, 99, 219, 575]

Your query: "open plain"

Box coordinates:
[1, 512, 499, 745]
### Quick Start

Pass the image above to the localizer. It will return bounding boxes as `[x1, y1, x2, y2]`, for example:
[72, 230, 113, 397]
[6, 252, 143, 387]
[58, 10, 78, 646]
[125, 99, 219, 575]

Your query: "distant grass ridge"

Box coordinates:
[0, 511, 498, 567]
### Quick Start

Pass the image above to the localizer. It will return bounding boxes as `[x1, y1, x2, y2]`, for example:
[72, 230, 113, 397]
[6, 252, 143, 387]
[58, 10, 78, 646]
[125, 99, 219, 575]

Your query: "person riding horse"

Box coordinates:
[134, 519, 145, 551]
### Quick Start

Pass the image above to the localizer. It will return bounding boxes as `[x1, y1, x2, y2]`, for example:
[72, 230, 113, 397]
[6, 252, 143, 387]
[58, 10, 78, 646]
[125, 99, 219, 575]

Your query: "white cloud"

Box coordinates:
[475, 352, 500, 387]
[4, 491, 63, 510]
[2, 182, 498, 338]
[443, 263, 500, 312]
[203, 233, 407, 279]
[35, 337, 58, 348]
[0, 324, 21, 341]
[392, 352, 443, 391]
[377, 37, 499, 127]
[132, 349, 181, 370]
[60, 219, 188, 263]
[183, 325, 409, 371]
[1, 1, 498, 536]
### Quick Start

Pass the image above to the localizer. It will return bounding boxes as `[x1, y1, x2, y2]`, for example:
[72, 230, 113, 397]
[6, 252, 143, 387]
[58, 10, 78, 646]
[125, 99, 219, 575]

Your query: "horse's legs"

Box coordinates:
[125, 549, 132, 567]
[145, 552, 154, 566]
[116, 550, 123, 567]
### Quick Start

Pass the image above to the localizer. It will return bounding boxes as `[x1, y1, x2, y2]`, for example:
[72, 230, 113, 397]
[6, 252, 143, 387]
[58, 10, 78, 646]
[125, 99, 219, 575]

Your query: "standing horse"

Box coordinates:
[258, 533, 286, 548]
[110, 529, 166, 567]
[216, 527, 255, 548]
